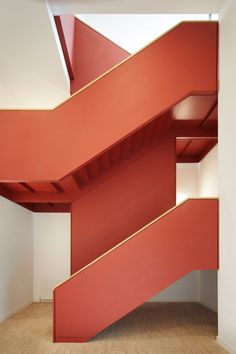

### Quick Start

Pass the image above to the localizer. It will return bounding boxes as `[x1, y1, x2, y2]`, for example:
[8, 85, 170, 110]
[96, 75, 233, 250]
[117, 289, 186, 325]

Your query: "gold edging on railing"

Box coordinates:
[54, 197, 218, 290]
[0, 21, 217, 111]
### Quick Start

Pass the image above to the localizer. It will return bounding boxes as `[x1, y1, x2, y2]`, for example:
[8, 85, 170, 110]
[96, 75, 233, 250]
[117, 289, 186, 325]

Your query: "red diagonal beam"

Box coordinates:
[12, 192, 77, 203]
[0, 22, 218, 182]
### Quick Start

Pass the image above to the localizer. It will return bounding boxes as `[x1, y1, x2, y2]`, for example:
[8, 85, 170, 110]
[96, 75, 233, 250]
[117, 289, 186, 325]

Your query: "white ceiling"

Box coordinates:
[49, 0, 224, 15]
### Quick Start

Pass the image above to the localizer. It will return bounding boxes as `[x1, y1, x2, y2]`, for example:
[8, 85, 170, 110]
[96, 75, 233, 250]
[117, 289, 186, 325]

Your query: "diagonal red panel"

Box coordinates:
[55, 15, 75, 80]
[55, 16, 130, 93]
[54, 198, 218, 342]
[71, 18, 130, 93]
[71, 138, 176, 273]
[173, 95, 217, 120]
[0, 22, 218, 182]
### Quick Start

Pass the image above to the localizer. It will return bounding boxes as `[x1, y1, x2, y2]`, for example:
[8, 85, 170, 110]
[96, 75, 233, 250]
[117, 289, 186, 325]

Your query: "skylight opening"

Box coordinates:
[77, 14, 218, 54]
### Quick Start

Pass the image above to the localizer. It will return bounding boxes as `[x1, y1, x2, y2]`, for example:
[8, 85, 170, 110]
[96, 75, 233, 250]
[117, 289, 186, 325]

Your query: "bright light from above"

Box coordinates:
[77, 14, 218, 54]
[177, 193, 188, 204]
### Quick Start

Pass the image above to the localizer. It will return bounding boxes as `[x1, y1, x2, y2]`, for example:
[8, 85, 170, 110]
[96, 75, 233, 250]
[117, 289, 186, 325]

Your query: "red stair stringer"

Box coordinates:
[0, 22, 217, 181]
[53, 198, 218, 342]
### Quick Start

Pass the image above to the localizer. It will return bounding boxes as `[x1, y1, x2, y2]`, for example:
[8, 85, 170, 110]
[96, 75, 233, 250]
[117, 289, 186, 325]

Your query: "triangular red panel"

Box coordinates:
[55, 16, 130, 93]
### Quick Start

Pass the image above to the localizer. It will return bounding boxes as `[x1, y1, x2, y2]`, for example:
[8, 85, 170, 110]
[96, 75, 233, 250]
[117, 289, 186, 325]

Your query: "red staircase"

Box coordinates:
[54, 199, 218, 342]
[0, 21, 218, 342]
[0, 22, 217, 182]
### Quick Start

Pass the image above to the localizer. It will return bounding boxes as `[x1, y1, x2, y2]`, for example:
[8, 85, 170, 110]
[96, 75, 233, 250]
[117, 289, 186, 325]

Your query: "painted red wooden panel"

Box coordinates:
[207, 105, 218, 121]
[54, 15, 75, 80]
[59, 176, 80, 193]
[71, 18, 130, 93]
[27, 182, 55, 192]
[54, 198, 218, 342]
[173, 95, 217, 120]
[176, 140, 189, 155]
[1, 183, 26, 192]
[176, 138, 217, 162]
[33, 203, 70, 212]
[55, 17, 129, 93]
[71, 138, 176, 273]
[184, 139, 210, 155]
[0, 22, 218, 182]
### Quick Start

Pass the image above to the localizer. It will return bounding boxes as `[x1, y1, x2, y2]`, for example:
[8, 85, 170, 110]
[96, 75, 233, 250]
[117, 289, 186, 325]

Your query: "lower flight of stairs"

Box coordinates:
[53, 198, 218, 342]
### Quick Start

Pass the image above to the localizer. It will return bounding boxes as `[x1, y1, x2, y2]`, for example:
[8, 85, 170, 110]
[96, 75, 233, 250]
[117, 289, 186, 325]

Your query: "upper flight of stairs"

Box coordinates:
[54, 198, 218, 342]
[0, 21, 218, 212]
[0, 22, 217, 183]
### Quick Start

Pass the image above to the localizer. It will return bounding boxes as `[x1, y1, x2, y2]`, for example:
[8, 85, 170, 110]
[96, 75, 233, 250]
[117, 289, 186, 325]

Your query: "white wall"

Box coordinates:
[199, 145, 218, 197]
[0, 206, 70, 309]
[198, 146, 218, 312]
[33, 213, 70, 301]
[0, 0, 70, 109]
[150, 272, 200, 302]
[176, 163, 199, 203]
[200, 271, 218, 312]
[0, 197, 33, 321]
[49, 0, 223, 15]
[218, 1, 236, 352]
[198, 145, 218, 313]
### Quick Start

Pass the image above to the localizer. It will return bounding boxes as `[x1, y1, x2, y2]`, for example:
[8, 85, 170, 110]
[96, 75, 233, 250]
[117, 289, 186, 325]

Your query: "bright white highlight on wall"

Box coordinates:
[0, 197, 33, 321]
[176, 163, 199, 204]
[78, 14, 218, 53]
[176, 192, 187, 204]
[33, 213, 70, 302]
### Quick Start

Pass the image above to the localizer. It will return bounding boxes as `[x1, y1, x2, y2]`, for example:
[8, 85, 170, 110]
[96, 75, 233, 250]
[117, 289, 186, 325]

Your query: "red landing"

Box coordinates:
[0, 94, 217, 212]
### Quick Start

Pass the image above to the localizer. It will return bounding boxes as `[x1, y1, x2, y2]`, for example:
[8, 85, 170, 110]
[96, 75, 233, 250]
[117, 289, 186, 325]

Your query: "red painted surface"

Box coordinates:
[71, 18, 130, 93]
[55, 16, 129, 92]
[176, 139, 217, 162]
[55, 15, 75, 80]
[0, 22, 218, 182]
[27, 203, 70, 212]
[0, 107, 217, 213]
[0, 107, 217, 208]
[71, 138, 176, 273]
[54, 198, 218, 342]
[172, 95, 217, 120]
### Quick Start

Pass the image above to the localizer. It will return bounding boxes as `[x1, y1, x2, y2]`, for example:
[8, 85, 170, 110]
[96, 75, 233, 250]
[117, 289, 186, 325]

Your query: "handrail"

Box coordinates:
[0, 21, 217, 111]
[54, 197, 218, 289]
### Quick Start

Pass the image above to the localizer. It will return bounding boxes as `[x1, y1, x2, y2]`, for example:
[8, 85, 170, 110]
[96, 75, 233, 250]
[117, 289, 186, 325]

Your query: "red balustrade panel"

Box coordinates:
[71, 18, 130, 93]
[0, 22, 217, 181]
[71, 138, 176, 273]
[54, 199, 218, 342]
[55, 16, 130, 92]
